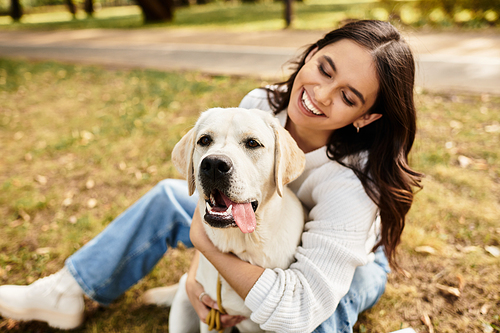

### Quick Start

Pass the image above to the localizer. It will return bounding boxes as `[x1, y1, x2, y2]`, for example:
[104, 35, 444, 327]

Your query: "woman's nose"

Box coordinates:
[314, 84, 333, 106]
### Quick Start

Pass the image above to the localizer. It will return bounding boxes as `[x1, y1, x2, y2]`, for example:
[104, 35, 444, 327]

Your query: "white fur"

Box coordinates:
[169, 108, 306, 333]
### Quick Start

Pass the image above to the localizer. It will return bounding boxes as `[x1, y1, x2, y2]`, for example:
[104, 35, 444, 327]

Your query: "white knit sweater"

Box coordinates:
[238, 88, 379, 333]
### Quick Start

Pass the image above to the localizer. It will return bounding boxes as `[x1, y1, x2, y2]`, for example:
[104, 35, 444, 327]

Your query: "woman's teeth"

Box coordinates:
[302, 91, 324, 116]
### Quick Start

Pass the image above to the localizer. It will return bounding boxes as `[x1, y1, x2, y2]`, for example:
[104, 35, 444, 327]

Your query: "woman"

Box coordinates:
[0, 20, 422, 332]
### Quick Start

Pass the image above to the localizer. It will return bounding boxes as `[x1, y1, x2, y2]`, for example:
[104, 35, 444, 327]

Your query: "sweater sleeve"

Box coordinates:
[238, 88, 273, 112]
[244, 162, 378, 333]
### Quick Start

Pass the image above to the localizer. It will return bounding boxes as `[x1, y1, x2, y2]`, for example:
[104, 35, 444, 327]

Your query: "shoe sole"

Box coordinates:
[0, 299, 84, 330]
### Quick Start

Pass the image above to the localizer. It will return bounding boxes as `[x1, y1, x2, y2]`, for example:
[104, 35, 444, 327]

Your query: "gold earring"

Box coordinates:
[356, 124, 360, 133]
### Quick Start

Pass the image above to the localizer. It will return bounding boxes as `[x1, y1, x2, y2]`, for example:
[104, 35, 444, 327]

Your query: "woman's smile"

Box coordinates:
[300, 89, 325, 117]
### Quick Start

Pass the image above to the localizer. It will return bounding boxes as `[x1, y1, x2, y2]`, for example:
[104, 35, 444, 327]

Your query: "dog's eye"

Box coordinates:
[245, 139, 262, 149]
[197, 135, 212, 147]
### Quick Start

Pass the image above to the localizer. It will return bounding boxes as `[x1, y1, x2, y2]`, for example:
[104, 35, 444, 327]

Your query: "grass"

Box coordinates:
[0, 0, 498, 31]
[0, 58, 499, 333]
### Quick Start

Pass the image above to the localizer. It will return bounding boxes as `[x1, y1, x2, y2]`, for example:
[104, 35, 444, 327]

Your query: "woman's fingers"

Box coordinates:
[220, 314, 247, 328]
[199, 292, 218, 310]
[197, 292, 246, 328]
[197, 290, 247, 329]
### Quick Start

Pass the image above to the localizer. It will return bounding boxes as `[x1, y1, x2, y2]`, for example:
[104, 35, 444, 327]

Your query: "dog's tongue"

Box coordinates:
[221, 194, 256, 234]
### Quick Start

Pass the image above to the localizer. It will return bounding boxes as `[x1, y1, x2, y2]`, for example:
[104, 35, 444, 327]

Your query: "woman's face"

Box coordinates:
[288, 39, 380, 135]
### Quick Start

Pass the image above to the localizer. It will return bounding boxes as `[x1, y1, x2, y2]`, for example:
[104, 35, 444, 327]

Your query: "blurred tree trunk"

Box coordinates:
[176, 0, 190, 7]
[85, 0, 94, 16]
[135, 0, 174, 22]
[284, 0, 293, 28]
[66, 0, 77, 17]
[10, 0, 22, 21]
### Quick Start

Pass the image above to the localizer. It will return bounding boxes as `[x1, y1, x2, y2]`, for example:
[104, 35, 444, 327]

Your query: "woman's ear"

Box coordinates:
[354, 113, 382, 130]
[305, 46, 319, 63]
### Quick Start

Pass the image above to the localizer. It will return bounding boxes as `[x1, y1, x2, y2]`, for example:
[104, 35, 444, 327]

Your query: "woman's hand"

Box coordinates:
[187, 215, 247, 328]
[185, 266, 215, 324]
[185, 271, 246, 327]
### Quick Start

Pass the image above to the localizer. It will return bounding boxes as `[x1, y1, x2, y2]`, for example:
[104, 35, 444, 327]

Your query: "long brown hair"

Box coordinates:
[267, 20, 423, 269]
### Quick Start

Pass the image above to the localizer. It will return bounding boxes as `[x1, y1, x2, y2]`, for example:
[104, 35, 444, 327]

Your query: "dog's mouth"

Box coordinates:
[204, 189, 258, 234]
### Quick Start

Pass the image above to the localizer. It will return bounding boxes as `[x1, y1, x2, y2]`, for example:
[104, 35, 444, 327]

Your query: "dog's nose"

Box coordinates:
[200, 155, 233, 180]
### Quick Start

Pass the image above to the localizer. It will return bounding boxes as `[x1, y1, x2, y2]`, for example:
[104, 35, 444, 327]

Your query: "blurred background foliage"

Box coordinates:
[1, 0, 499, 28]
[386, 0, 500, 27]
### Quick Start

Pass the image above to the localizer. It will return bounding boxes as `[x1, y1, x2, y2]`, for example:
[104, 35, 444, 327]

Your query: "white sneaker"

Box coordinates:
[0, 267, 85, 329]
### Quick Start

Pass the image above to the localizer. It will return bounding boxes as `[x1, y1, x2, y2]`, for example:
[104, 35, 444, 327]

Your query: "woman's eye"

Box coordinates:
[245, 139, 261, 149]
[342, 92, 355, 107]
[197, 136, 212, 147]
[318, 64, 331, 78]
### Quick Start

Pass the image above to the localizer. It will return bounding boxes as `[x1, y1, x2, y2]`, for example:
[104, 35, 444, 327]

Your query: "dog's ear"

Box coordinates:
[273, 122, 306, 197]
[172, 128, 196, 195]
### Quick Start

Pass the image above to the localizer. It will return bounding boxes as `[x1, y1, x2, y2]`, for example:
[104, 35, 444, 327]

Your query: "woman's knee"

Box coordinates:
[351, 261, 388, 312]
[156, 179, 186, 193]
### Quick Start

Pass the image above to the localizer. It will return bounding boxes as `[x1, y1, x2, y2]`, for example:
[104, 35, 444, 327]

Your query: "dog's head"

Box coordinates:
[172, 108, 305, 234]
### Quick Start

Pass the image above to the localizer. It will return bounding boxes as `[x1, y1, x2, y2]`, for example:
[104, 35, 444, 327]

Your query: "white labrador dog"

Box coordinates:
[155, 108, 306, 333]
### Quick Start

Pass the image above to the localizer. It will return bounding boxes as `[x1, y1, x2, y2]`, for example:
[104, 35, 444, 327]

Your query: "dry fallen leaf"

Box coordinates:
[35, 247, 51, 255]
[457, 274, 465, 290]
[485, 246, 500, 257]
[436, 283, 461, 297]
[458, 155, 472, 168]
[421, 312, 434, 333]
[415, 246, 437, 255]
[481, 303, 491, 315]
[35, 175, 47, 185]
[19, 209, 30, 222]
[402, 269, 412, 279]
[485, 123, 500, 133]
[87, 198, 97, 209]
[86, 179, 95, 189]
[482, 322, 494, 333]
[6, 318, 18, 329]
[14, 131, 24, 140]
[62, 197, 73, 207]
[9, 219, 23, 228]
[449, 120, 463, 129]
[460, 245, 479, 253]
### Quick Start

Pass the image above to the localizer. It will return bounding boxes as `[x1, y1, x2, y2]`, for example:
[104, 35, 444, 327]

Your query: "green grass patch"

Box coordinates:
[0, 58, 499, 332]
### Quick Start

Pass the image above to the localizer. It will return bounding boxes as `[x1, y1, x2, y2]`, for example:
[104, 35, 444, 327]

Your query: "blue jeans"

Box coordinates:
[65, 179, 389, 332]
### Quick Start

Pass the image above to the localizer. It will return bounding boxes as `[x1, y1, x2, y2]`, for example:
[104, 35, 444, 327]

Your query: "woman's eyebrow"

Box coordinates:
[323, 55, 336, 73]
[347, 85, 366, 105]
[323, 55, 366, 105]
